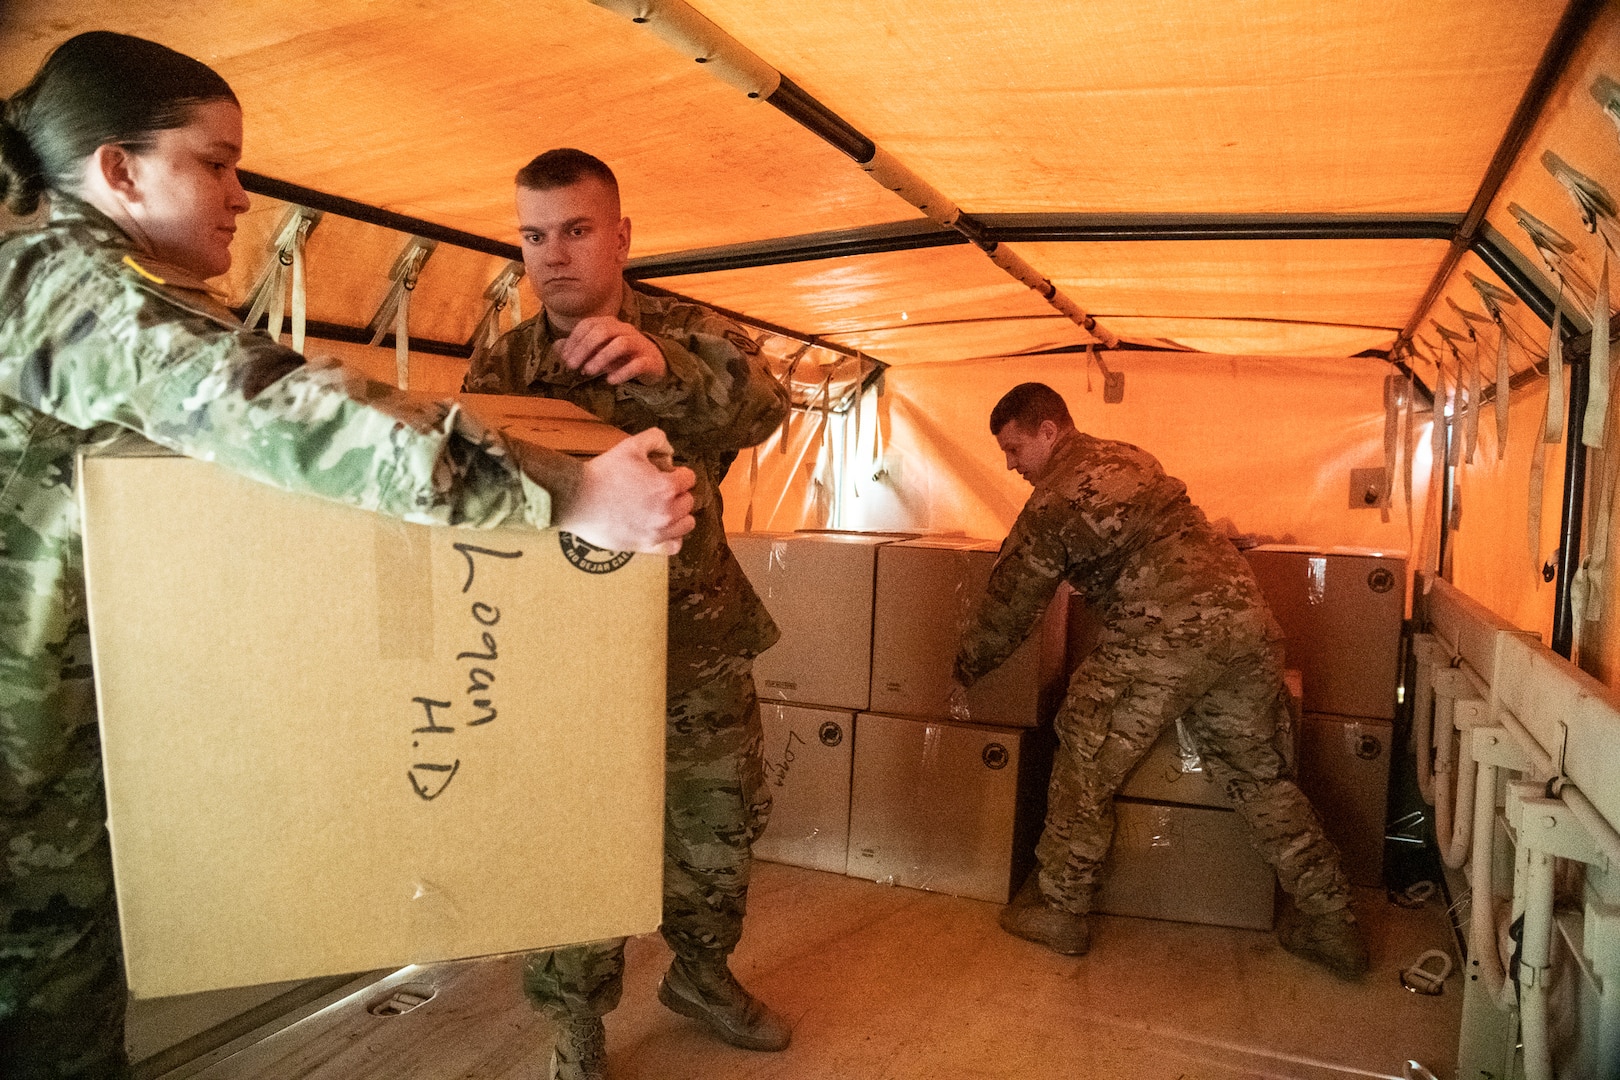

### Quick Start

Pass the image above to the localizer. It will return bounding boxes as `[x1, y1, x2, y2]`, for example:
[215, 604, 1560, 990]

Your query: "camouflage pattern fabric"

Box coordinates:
[956, 429, 1351, 917]
[0, 200, 557, 1078]
[464, 282, 787, 660]
[521, 649, 769, 1018]
[471, 285, 786, 1019]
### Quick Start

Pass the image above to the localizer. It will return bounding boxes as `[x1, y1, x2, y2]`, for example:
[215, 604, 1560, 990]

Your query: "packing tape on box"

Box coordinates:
[375, 520, 435, 660]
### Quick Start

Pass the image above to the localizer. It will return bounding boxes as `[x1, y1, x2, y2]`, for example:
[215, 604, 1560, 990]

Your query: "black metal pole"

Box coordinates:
[1552, 352, 1589, 657]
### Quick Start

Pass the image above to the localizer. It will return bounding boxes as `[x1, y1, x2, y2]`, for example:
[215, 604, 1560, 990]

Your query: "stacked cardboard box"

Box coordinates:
[730, 532, 898, 875]
[732, 532, 1064, 901]
[1101, 670, 1303, 930]
[1243, 546, 1405, 888]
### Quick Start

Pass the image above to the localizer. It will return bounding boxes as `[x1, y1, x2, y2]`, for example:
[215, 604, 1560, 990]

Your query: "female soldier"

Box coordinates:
[0, 31, 695, 1077]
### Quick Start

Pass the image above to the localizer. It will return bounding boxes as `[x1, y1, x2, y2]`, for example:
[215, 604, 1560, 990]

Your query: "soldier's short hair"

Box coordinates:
[515, 148, 619, 199]
[990, 382, 1074, 435]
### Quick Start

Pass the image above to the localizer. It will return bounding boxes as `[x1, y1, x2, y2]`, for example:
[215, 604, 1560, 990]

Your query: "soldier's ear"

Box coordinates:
[88, 143, 140, 201]
[615, 216, 632, 264]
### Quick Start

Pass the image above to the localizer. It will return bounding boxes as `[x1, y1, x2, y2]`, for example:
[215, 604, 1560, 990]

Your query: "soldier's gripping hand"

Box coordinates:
[557, 427, 695, 555]
[559, 316, 668, 385]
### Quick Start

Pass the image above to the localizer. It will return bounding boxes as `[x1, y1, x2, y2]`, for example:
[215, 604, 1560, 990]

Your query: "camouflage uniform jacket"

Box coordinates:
[956, 428, 1265, 684]
[464, 282, 788, 659]
[0, 200, 555, 1008]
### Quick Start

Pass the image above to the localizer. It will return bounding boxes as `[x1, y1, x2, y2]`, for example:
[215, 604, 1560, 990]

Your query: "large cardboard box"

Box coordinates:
[1117, 669, 1305, 809]
[1242, 546, 1406, 720]
[729, 531, 907, 711]
[755, 703, 856, 874]
[79, 403, 668, 998]
[1297, 713, 1392, 888]
[1094, 800, 1276, 930]
[870, 537, 1065, 728]
[846, 713, 1049, 903]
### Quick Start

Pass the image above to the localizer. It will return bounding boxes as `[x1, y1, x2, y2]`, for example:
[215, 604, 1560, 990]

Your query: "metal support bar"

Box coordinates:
[1554, 349, 1590, 656]
[239, 171, 520, 262]
[1471, 726, 1532, 772]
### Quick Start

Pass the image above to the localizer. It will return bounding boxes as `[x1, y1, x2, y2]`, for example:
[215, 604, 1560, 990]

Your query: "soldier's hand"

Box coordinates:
[560, 427, 695, 555]
[559, 316, 668, 385]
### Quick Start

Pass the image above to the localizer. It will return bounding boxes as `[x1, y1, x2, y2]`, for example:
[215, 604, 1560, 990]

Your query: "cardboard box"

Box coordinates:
[1297, 713, 1392, 888]
[870, 537, 1065, 728]
[1117, 669, 1305, 809]
[1094, 799, 1276, 930]
[729, 531, 906, 711]
[754, 703, 856, 874]
[846, 713, 1049, 903]
[1117, 720, 1231, 809]
[1242, 546, 1406, 720]
[79, 411, 668, 997]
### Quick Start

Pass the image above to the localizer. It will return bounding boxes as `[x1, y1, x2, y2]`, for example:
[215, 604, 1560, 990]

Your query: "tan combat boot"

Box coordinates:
[549, 1016, 607, 1080]
[657, 957, 791, 1051]
[999, 872, 1090, 955]
[1276, 903, 1371, 980]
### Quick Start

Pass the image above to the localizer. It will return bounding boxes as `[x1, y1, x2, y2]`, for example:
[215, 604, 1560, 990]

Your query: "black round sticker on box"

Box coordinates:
[558, 532, 633, 574]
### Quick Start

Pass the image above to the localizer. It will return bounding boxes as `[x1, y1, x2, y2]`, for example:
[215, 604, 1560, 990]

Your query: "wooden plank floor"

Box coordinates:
[177, 861, 1461, 1079]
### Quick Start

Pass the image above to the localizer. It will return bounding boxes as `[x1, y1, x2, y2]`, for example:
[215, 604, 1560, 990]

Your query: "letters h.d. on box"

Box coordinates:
[79, 398, 667, 998]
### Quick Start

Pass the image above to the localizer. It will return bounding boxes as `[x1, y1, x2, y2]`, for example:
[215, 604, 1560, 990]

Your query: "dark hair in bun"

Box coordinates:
[0, 31, 237, 216]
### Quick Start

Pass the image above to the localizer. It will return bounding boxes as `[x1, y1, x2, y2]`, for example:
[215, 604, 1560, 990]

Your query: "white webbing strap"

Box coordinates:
[1529, 388, 1549, 571]
[1442, 343, 1463, 467]
[394, 284, 411, 389]
[368, 239, 435, 390]
[266, 254, 286, 345]
[1465, 334, 1482, 464]
[1585, 247, 1612, 448]
[1547, 293, 1565, 443]
[468, 262, 526, 368]
[1494, 324, 1511, 458]
[1381, 373, 1399, 524]
[243, 208, 317, 353]
[290, 234, 307, 355]
[1404, 371, 1416, 541]
[780, 345, 809, 455]
[744, 445, 758, 532]
[1432, 359, 1458, 566]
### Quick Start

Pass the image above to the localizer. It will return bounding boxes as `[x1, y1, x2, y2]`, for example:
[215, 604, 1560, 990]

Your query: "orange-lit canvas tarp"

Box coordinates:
[2, 0, 1616, 676]
[723, 351, 1432, 559]
[693, 0, 1569, 214]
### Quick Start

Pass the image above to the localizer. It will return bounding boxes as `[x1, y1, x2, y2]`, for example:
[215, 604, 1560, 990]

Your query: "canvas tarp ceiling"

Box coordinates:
[1, 1, 1617, 672]
[0, 0, 1592, 365]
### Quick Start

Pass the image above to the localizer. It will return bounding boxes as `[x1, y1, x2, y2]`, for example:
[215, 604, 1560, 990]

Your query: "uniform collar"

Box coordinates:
[540, 276, 642, 337]
[1032, 427, 1083, 485]
[47, 193, 239, 321]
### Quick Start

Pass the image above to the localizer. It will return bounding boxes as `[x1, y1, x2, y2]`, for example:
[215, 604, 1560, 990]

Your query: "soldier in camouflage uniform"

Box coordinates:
[462, 149, 791, 1079]
[954, 383, 1368, 978]
[0, 36, 694, 1079]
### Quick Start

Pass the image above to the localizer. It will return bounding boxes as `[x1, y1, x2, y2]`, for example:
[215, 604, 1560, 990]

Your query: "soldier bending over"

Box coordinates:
[953, 382, 1369, 979]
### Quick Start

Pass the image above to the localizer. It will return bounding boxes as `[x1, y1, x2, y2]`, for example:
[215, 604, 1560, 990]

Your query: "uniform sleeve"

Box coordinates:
[954, 499, 1069, 686]
[0, 241, 551, 530]
[624, 307, 789, 451]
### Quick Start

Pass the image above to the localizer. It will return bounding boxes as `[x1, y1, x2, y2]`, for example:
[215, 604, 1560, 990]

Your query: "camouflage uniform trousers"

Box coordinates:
[1037, 604, 1351, 919]
[2, 416, 127, 1080]
[522, 648, 770, 1018]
